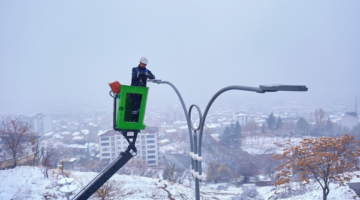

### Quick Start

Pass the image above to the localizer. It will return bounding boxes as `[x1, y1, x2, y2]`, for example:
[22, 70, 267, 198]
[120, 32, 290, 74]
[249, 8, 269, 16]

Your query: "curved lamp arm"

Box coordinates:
[197, 84, 307, 175]
[148, 79, 195, 168]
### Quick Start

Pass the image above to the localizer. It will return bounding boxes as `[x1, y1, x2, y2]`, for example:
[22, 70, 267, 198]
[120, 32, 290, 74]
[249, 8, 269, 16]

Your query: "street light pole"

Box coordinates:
[148, 79, 195, 171]
[188, 104, 203, 200]
[149, 80, 307, 200]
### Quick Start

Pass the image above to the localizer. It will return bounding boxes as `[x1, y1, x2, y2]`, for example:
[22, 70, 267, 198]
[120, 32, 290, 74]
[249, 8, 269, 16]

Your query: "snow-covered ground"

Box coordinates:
[1, 166, 359, 200]
[159, 136, 310, 155]
[159, 140, 189, 154]
[242, 136, 309, 155]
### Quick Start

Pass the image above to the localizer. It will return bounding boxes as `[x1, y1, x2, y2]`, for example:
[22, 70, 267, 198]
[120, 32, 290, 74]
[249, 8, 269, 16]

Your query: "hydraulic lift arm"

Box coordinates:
[72, 89, 141, 200]
[71, 147, 134, 200]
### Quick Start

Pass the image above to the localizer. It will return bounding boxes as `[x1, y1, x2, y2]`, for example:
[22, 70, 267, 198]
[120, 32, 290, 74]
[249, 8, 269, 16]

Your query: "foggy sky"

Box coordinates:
[1, 1, 359, 115]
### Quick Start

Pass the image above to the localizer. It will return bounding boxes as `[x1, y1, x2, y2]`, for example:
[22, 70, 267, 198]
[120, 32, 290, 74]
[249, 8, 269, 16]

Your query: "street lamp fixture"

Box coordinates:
[259, 85, 308, 93]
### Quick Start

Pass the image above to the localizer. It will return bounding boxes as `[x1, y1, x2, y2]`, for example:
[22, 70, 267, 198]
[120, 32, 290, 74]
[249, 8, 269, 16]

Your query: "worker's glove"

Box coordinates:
[145, 72, 152, 78]
[139, 71, 147, 77]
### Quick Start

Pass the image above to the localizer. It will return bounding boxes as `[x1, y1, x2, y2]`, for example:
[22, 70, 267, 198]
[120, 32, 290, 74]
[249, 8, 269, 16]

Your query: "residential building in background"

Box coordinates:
[99, 127, 159, 167]
[233, 111, 248, 126]
[339, 112, 358, 129]
[21, 113, 53, 134]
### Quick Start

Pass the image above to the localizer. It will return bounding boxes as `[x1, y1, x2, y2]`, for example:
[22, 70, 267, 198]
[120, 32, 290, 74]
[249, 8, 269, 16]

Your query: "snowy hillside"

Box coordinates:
[0, 166, 359, 200]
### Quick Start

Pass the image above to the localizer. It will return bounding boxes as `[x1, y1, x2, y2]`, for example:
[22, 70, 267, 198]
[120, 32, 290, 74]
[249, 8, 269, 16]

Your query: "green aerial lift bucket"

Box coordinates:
[115, 85, 149, 130]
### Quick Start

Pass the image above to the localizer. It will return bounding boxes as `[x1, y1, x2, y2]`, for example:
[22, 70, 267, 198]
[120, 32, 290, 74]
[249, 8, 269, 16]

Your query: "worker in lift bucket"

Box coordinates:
[130, 57, 155, 122]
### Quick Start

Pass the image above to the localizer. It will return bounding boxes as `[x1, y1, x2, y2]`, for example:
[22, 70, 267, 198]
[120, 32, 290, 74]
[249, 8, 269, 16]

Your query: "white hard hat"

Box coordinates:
[139, 57, 148, 64]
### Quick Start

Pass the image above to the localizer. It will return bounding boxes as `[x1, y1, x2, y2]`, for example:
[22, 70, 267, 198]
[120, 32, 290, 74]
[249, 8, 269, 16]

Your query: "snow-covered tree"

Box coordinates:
[220, 122, 243, 146]
[232, 186, 264, 200]
[234, 121, 242, 141]
[275, 117, 283, 131]
[220, 126, 232, 145]
[266, 113, 276, 132]
[296, 117, 309, 136]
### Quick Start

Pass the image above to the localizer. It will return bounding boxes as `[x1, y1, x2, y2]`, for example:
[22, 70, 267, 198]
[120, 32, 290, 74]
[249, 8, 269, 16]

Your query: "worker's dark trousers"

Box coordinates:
[131, 94, 141, 122]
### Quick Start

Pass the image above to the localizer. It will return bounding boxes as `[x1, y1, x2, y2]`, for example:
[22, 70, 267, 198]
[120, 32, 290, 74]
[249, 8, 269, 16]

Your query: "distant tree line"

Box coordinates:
[262, 109, 359, 137]
[219, 121, 243, 146]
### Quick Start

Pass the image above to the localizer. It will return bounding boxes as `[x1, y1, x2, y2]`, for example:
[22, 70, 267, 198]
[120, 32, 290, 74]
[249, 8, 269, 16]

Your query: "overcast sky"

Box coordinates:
[0, 1, 359, 115]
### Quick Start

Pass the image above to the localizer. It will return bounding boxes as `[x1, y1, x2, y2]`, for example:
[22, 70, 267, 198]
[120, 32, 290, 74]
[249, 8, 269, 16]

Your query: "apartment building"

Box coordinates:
[99, 129, 159, 167]
[21, 114, 53, 134]
[233, 111, 248, 126]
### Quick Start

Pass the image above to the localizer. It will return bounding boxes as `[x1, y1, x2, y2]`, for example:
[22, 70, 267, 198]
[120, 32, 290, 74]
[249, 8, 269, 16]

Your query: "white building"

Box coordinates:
[233, 111, 248, 126]
[339, 112, 358, 129]
[99, 128, 159, 167]
[22, 114, 53, 134]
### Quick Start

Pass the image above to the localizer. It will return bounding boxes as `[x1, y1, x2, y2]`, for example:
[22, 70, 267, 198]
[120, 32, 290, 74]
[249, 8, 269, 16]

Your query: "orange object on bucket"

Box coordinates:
[109, 81, 121, 93]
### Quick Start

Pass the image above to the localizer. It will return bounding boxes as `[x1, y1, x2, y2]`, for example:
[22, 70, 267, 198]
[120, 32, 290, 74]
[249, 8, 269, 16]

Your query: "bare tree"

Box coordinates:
[51, 144, 70, 168]
[206, 162, 218, 182]
[262, 155, 279, 180]
[243, 121, 259, 145]
[319, 108, 325, 122]
[216, 164, 232, 182]
[31, 135, 41, 166]
[238, 160, 258, 183]
[125, 159, 148, 176]
[0, 118, 33, 167]
[314, 108, 326, 135]
[174, 169, 185, 184]
[40, 142, 56, 178]
[94, 180, 115, 200]
[163, 157, 176, 182]
[93, 180, 132, 200]
[184, 169, 194, 186]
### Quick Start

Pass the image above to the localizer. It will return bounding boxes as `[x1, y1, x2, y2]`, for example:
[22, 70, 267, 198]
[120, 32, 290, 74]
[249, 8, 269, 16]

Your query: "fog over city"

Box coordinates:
[0, 1, 359, 115]
[2, 2, 360, 200]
